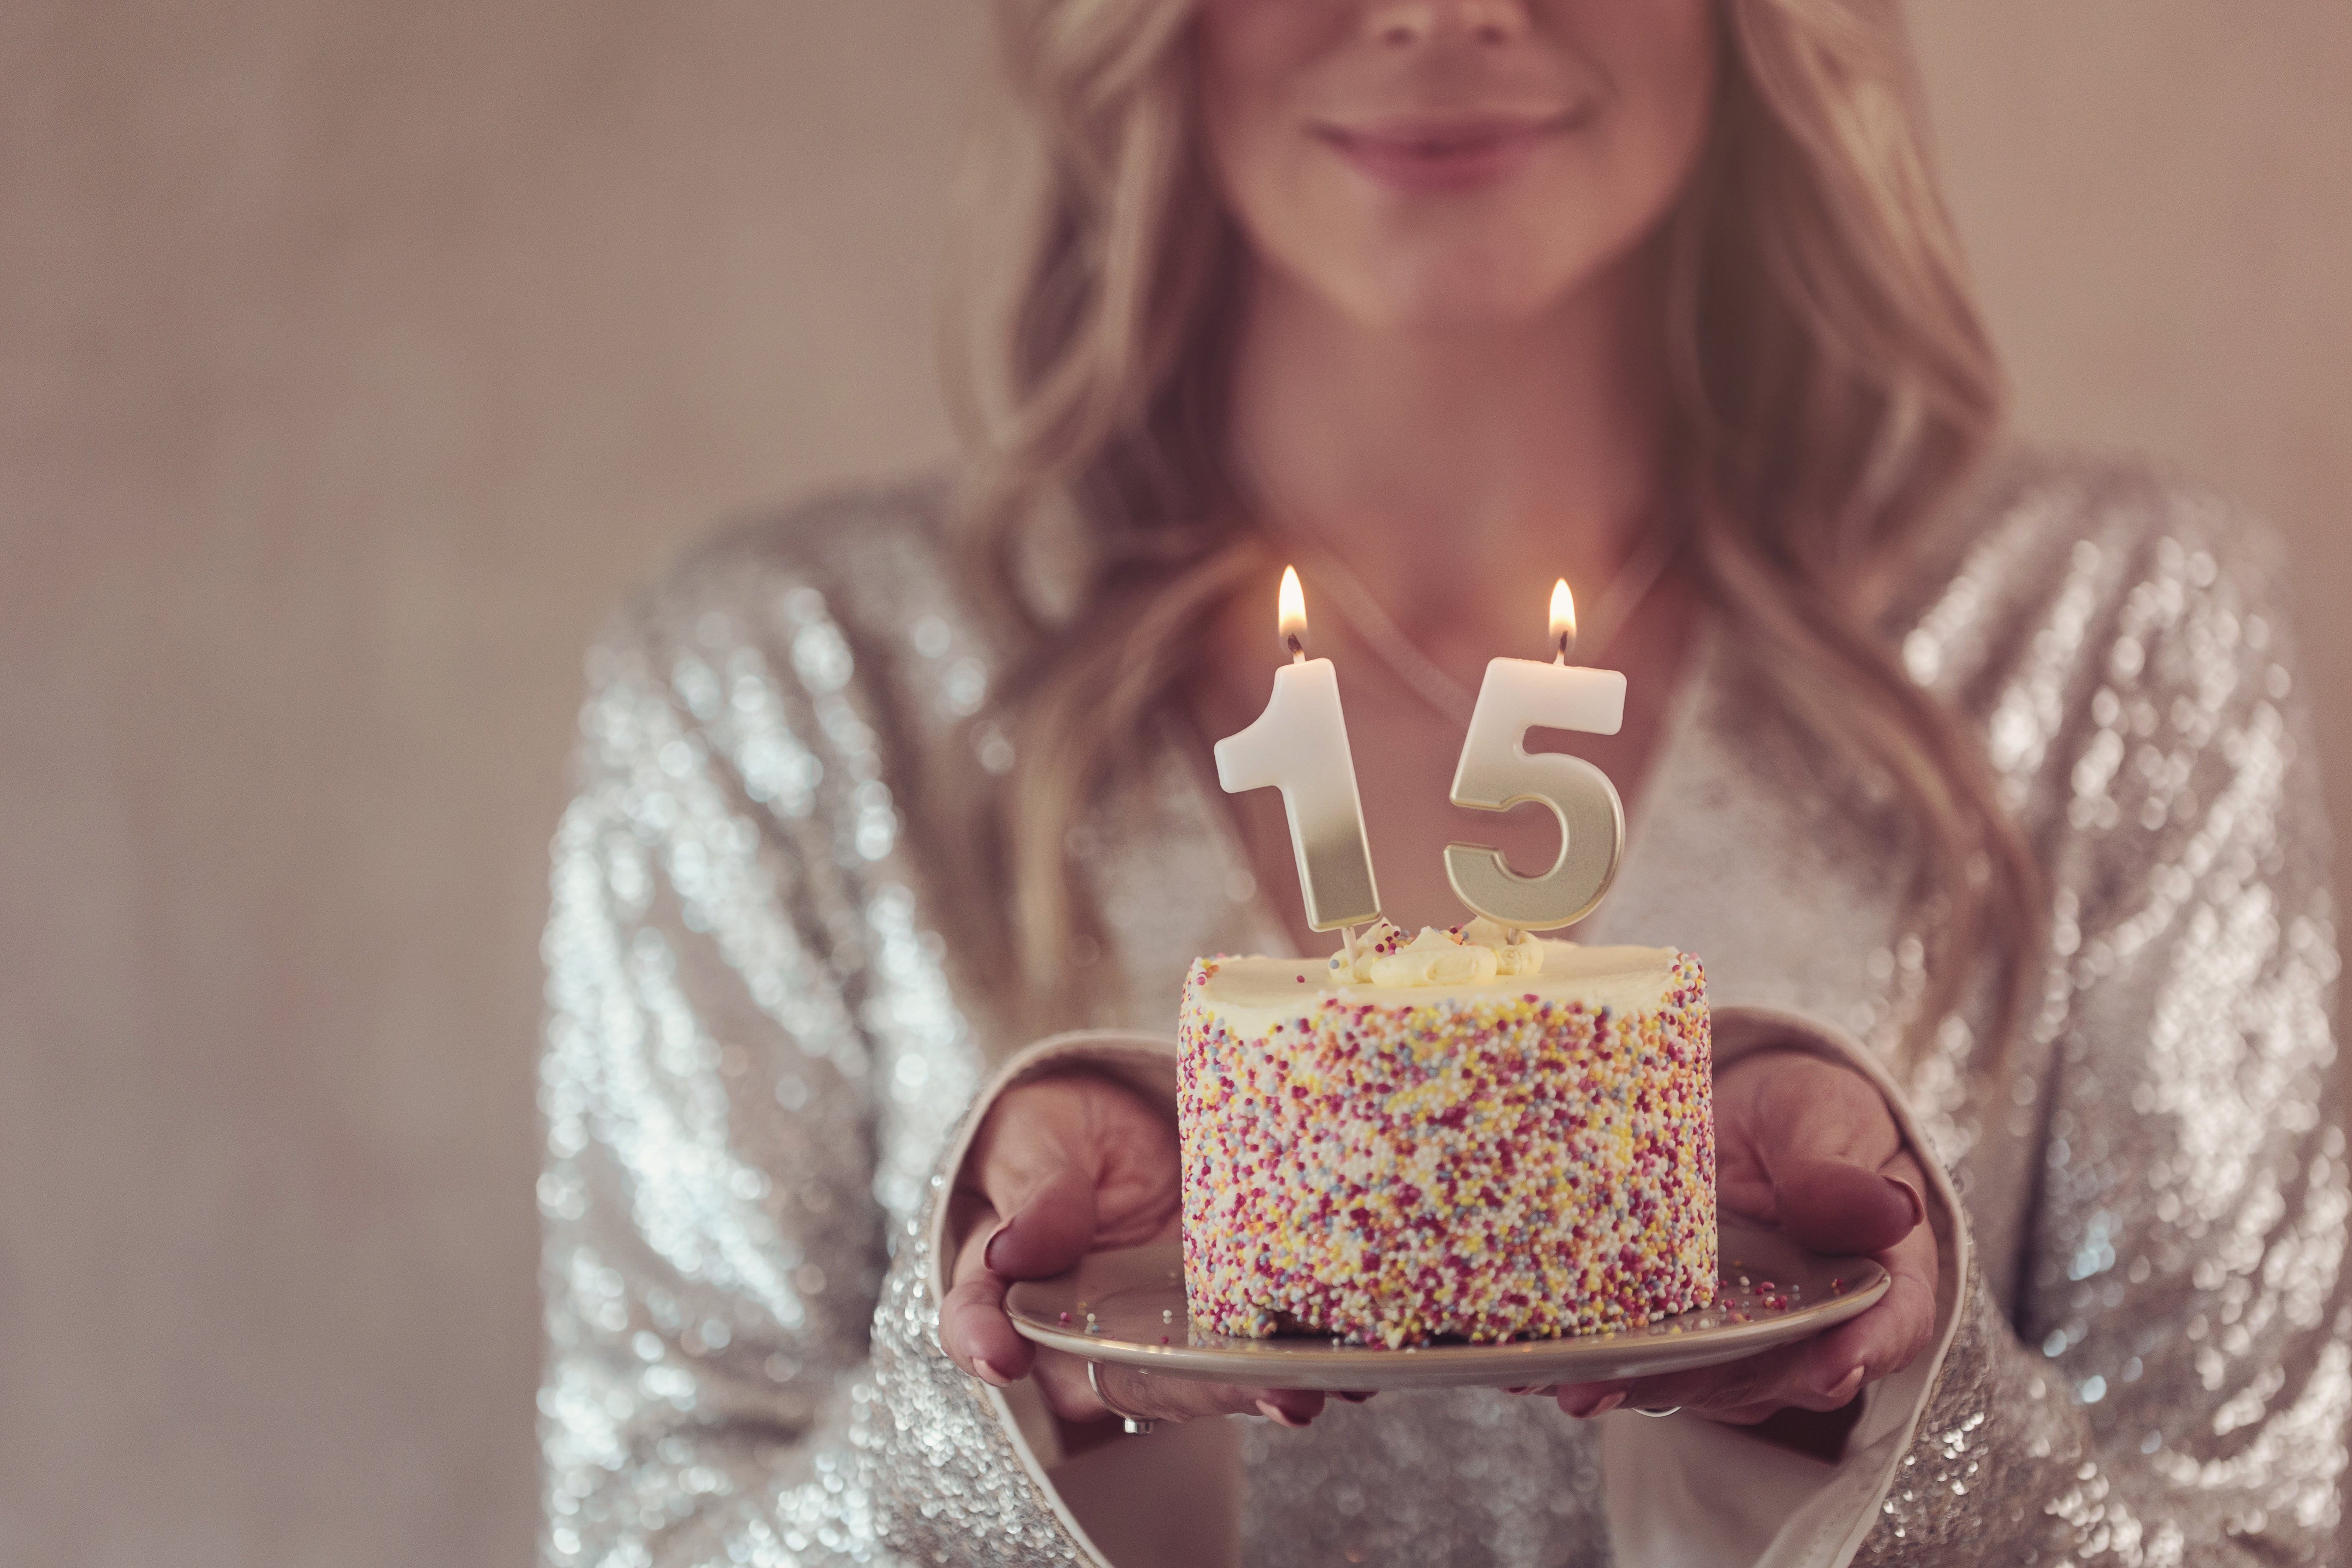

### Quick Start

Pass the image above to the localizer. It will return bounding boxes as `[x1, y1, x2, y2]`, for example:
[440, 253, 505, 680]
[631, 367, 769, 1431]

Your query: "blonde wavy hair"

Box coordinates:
[940, 0, 2046, 1067]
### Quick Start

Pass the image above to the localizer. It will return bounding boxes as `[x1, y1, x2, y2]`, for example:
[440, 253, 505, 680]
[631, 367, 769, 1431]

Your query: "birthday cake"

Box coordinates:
[1176, 919, 1715, 1347]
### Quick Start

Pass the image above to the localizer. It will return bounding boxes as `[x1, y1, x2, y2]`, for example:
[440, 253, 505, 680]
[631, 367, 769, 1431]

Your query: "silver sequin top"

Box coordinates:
[537, 456, 2345, 1565]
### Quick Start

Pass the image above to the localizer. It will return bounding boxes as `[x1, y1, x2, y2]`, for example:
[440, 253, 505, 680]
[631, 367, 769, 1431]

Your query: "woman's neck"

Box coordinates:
[1226, 251, 1672, 638]
[1201, 249, 1700, 942]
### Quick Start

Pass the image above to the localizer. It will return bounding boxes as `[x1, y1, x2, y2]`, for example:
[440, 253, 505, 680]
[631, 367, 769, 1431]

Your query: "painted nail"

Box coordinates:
[982, 1219, 1015, 1273]
[1335, 1390, 1377, 1403]
[1256, 1398, 1309, 1428]
[974, 1358, 1012, 1387]
[1886, 1177, 1926, 1230]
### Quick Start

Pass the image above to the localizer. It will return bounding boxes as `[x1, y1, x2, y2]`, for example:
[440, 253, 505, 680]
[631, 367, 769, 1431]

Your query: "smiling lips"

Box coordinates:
[1315, 111, 1580, 194]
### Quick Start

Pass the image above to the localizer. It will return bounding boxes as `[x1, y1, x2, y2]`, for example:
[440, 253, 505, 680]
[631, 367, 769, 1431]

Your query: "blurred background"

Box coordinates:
[1, 3, 2345, 1562]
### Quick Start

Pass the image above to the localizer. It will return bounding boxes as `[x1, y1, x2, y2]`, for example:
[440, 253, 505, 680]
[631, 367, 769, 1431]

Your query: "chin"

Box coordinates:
[1293, 193, 1643, 334]
[1344, 249, 1596, 336]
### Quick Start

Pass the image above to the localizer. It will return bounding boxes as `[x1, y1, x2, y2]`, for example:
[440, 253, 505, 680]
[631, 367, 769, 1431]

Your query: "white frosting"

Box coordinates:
[1464, 917, 1545, 977]
[1201, 938, 1681, 1042]
[1326, 917, 1546, 986]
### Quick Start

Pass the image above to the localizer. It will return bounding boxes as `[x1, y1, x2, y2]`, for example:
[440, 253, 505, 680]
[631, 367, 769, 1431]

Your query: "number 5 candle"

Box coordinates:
[1213, 567, 1382, 932]
[1445, 579, 1626, 930]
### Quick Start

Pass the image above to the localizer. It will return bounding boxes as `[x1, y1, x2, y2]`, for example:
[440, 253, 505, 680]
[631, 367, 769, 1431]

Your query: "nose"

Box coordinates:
[1363, 0, 1530, 49]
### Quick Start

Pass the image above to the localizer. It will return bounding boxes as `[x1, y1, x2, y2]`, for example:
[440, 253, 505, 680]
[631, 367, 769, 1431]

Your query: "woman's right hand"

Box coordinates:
[937, 1070, 1327, 1430]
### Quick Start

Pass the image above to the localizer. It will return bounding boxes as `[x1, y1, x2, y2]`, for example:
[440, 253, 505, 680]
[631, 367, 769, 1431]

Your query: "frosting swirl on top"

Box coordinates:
[1326, 916, 1545, 987]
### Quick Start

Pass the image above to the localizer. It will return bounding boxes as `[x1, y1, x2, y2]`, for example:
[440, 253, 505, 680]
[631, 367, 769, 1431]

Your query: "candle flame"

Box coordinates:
[1550, 578, 1577, 661]
[1278, 565, 1308, 659]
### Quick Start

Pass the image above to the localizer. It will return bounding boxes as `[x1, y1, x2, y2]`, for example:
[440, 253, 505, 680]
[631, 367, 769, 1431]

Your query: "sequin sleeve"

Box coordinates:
[533, 493, 1098, 1566]
[1859, 470, 2349, 1562]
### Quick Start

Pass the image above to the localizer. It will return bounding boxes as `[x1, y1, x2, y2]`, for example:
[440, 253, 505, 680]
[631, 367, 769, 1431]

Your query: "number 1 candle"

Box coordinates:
[1444, 579, 1626, 929]
[1213, 567, 1382, 931]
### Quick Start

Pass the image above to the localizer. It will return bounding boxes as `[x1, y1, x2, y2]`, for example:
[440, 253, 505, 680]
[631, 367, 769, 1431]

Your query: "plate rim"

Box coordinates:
[1005, 1233, 1889, 1389]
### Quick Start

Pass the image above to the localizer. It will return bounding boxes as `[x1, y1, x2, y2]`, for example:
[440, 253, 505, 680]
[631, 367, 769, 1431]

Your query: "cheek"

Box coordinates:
[1194, 1, 1344, 236]
[1585, 0, 1719, 180]
[1556, 5, 1720, 262]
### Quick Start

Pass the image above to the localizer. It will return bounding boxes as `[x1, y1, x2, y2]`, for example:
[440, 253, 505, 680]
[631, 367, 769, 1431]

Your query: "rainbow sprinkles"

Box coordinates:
[1176, 929, 1715, 1348]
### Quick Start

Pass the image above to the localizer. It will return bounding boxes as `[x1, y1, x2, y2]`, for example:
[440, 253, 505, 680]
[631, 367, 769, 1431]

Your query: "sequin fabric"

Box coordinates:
[538, 456, 2344, 1565]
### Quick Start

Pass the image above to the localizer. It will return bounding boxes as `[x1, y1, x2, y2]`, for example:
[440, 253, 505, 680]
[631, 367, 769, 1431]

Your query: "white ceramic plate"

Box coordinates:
[1006, 1214, 1888, 1390]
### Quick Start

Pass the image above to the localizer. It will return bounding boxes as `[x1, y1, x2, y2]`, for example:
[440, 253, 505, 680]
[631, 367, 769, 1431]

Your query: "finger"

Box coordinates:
[939, 1269, 1034, 1387]
[1721, 1051, 1921, 1256]
[1793, 1153, 1941, 1395]
[1554, 1382, 1630, 1418]
[960, 1075, 1180, 1257]
[940, 1197, 1031, 1383]
[1556, 1151, 1946, 1421]
[937, 1168, 1098, 1385]
[1555, 1312, 1874, 1417]
[1554, 1338, 1821, 1421]
[1773, 1155, 1923, 1257]
[1721, 1053, 1904, 1220]
[1743, 1052, 1906, 1169]
[1554, 1275, 1921, 1420]
[942, 1077, 1177, 1391]
[982, 1165, 1100, 1280]
[1031, 1351, 1326, 1427]
[938, 1163, 1113, 1382]
[1795, 1270, 1933, 1401]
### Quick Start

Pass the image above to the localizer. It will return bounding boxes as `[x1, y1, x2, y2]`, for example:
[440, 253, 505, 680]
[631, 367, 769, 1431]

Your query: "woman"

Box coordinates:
[536, 1, 2347, 1563]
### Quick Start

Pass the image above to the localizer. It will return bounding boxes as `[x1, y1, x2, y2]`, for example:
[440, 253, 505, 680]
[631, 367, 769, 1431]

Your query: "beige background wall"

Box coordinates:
[0, 4, 2343, 1563]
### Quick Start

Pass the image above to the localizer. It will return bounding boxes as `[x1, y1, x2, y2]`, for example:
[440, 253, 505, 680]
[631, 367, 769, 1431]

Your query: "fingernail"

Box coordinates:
[974, 1358, 1012, 1388]
[1885, 1177, 1926, 1229]
[982, 1219, 1014, 1274]
[1256, 1398, 1309, 1428]
[1335, 1390, 1377, 1403]
[1816, 1364, 1865, 1403]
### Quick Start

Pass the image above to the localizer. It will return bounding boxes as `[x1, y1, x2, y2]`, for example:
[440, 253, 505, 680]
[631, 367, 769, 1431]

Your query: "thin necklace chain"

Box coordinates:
[1238, 453, 1687, 727]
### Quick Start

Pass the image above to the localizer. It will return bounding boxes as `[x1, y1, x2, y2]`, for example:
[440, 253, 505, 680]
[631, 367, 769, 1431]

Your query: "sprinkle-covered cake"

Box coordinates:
[1176, 920, 1715, 1347]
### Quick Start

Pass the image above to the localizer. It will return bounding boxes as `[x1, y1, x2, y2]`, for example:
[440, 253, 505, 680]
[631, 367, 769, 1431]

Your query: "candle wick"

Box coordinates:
[1286, 633, 1307, 663]
[1555, 632, 1574, 665]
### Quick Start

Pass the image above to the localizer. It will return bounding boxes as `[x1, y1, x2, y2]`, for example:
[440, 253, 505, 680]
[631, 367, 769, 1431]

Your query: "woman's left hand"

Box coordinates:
[1549, 1048, 1940, 1425]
